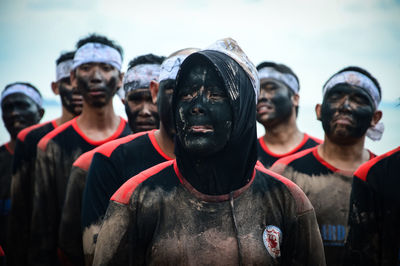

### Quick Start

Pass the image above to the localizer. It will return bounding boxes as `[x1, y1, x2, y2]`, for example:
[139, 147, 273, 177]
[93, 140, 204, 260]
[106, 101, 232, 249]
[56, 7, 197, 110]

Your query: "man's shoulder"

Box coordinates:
[17, 120, 55, 143]
[271, 146, 317, 170]
[37, 119, 75, 151]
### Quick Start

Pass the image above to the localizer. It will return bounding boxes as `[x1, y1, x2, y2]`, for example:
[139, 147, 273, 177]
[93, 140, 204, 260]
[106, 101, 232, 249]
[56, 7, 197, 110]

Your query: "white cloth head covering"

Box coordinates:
[1, 83, 42, 107]
[56, 59, 74, 82]
[258, 66, 299, 94]
[205, 38, 260, 103]
[158, 55, 187, 83]
[73, 42, 122, 71]
[323, 70, 383, 141]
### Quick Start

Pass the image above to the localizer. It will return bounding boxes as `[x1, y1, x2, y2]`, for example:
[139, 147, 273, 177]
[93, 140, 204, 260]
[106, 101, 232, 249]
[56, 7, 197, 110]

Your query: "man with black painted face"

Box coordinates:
[6, 51, 81, 266]
[69, 48, 198, 266]
[93, 38, 325, 265]
[256, 62, 322, 167]
[271, 66, 383, 265]
[30, 34, 131, 266]
[0, 82, 44, 261]
[58, 53, 164, 265]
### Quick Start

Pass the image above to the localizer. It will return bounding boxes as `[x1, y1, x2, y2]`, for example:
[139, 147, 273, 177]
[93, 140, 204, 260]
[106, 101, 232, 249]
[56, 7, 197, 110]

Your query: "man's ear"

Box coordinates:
[292, 93, 300, 107]
[38, 107, 45, 122]
[149, 81, 159, 104]
[70, 70, 77, 88]
[51, 82, 59, 95]
[118, 72, 124, 89]
[315, 104, 322, 121]
[370, 110, 383, 127]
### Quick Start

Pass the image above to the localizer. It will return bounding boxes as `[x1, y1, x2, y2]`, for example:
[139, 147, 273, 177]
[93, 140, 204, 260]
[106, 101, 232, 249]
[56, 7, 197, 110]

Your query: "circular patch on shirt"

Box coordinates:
[263, 225, 282, 259]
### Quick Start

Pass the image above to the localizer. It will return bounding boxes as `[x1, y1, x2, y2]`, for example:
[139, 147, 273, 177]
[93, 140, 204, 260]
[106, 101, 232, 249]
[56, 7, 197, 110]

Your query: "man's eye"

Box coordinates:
[101, 65, 113, 71]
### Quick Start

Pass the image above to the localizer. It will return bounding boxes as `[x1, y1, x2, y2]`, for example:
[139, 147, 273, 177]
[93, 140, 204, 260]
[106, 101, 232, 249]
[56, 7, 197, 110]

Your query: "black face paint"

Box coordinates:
[58, 78, 83, 116]
[1, 93, 42, 139]
[158, 79, 175, 138]
[256, 80, 293, 127]
[175, 65, 233, 157]
[75, 63, 120, 108]
[124, 89, 159, 133]
[320, 85, 375, 144]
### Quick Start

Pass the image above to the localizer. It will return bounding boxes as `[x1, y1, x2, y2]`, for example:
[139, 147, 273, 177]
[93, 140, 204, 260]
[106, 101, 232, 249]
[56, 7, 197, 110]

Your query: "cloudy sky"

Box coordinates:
[1, 0, 399, 152]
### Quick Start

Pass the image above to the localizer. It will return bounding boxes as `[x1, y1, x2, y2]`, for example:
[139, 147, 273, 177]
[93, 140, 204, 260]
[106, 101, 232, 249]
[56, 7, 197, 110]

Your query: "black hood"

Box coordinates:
[173, 50, 258, 195]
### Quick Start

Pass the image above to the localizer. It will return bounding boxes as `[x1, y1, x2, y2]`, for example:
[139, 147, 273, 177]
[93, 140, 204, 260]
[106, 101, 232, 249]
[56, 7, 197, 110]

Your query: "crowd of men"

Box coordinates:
[0, 33, 398, 266]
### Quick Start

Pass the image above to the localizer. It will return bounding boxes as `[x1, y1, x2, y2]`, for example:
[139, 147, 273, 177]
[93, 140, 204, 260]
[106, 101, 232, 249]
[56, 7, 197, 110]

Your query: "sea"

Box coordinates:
[1, 98, 399, 156]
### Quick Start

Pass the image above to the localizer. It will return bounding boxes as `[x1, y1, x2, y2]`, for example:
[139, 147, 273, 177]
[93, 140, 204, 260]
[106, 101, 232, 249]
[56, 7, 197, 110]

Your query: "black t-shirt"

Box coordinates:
[0, 143, 13, 251]
[257, 133, 322, 168]
[30, 117, 130, 266]
[7, 120, 56, 266]
[79, 130, 173, 264]
[93, 161, 326, 265]
[270, 146, 375, 266]
[345, 146, 400, 266]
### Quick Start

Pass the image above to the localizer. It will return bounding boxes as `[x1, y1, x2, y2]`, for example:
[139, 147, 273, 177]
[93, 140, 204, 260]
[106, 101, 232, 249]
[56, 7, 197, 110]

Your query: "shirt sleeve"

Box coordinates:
[344, 177, 379, 265]
[58, 166, 87, 266]
[7, 139, 31, 266]
[29, 142, 59, 266]
[81, 152, 122, 265]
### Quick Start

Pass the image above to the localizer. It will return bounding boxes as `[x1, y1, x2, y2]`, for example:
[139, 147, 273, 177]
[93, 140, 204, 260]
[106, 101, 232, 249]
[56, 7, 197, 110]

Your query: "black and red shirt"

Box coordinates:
[0, 142, 13, 253]
[270, 146, 375, 266]
[7, 120, 57, 266]
[30, 116, 130, 266]
[257, 133, 322, 168]
[93, 161, 326, 265]
[345, 146, 400, 265]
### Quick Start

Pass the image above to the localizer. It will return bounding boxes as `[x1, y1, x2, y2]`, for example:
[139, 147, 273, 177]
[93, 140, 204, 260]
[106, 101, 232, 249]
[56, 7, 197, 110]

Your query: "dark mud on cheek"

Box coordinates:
[271, 92, 293, 121]
[59, 85, 80, 115]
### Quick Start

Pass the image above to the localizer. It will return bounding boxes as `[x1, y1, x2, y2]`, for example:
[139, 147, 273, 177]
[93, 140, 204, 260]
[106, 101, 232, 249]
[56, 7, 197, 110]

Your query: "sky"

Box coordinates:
[0, 0, 399, 152]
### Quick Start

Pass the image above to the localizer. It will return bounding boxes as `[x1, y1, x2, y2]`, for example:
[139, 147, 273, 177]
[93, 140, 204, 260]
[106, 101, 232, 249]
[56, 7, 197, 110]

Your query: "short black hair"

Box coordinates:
[128, 54, 165, 70]
[3, 82, 41, 97]
[56, 51, 75, 65]
[76, 33, 123, 60]
[326, 66, 382, 98]
[256, 61, 300, 92]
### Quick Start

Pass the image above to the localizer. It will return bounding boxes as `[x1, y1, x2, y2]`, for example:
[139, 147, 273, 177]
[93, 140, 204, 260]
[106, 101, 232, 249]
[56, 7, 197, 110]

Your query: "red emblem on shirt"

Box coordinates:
[263, 225, 282, 258]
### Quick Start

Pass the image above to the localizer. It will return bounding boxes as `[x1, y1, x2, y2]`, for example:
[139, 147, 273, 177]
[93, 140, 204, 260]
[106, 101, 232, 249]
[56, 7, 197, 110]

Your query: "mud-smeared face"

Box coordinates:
[1, 93, 42, 139]
[320, 85, 375, 143]
[125, 88, 159, 133]
[58, 77, 83, 116]
[175, 65, 233, 157]
[158, 79, 175, 138]
[256, 79, 293, 127]
[75, 62, 121, 108]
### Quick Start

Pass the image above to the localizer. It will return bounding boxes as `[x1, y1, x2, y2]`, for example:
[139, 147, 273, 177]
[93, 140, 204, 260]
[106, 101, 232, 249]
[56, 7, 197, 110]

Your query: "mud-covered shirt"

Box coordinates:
[93, 161, 326, 266]
[6, 120, 56, 266]
[30, 117, 130, 266]
[0, 143, 13, 252]
[58, 131, 146, 265]
[345, 146, 400, 266]
[257, 133, 322, 168]
[270, 146, 375, 266]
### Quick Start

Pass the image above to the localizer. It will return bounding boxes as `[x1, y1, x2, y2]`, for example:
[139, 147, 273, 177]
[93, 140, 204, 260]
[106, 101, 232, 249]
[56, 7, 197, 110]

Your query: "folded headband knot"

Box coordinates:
[1, 84, 42, 107]
[258, 67, 299, 94]
[73, 42, 122, 71]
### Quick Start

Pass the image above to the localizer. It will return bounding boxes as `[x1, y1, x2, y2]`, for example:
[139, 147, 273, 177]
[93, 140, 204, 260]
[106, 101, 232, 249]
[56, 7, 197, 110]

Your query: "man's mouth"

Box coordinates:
[88, 88, 106, 96]
[256, 103, 274, 114]
[190, 125, 214, 133]
[333, 114, 353, 126]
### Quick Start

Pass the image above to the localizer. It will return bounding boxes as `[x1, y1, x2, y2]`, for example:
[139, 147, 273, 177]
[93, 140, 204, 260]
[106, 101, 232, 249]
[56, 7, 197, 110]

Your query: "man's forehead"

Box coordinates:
[79, 62, 115, 68]
[2, 92, 34, 102]
[260, 78, 287, 89]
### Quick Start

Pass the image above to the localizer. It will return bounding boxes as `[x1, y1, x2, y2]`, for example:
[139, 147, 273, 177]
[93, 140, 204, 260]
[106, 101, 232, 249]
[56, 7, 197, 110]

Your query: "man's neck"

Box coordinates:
[318, 135, 370, 173]
[262, 114, 303, 154]
[55, 107, 76, 126]
[154, 123, 175, 159]
[76, 101, 120, 141]
[7, 138, 16, 153]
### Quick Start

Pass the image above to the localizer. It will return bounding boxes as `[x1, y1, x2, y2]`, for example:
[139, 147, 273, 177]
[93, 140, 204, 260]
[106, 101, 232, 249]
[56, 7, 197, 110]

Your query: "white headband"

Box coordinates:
[258, 67, 299, 94]
[1, 84, 42, 107]
[206, 38, 260, 103]
[73, 42, 122, 71]
[158, 55, 187, 83]
[323, 71, 381, 108]
[123, 64, 160, 92]
[56, 59, 73, 82]
[324, 70, 383, 141]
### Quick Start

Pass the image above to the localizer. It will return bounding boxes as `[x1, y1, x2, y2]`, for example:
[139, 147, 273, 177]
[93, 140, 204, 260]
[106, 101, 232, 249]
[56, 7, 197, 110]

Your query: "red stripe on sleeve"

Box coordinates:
[111, 160, 174, 205]
[17, 120, 53, 142]
[37, 119, 74, 151]
[354, 146, 400, 182]
[97, 131, 148, 158]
